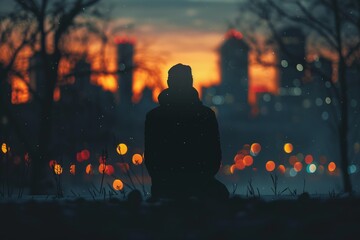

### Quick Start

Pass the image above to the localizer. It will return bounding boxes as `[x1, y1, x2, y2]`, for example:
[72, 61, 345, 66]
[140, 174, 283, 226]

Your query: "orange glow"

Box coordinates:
[284, 143, 293, 154]
[98, 163, 106, 174]
[85, 164, 93, 174]
[70, 164, 76, 175]
[11, 76, 30, 104]
[289, 155, 298, 166]
[96, 74, 118, 92]
[305, 154, 313, 164]
[112, 179, 124, 191]
[277, 164, 286, 174]
[243, 155, 254, 166]
[294, 162, 303, 172]
[328, 162, 336, 172]
[235, 159, 245, 170]
[248, 52, 278, 106]
[230, 164, 236, 174]
[250, 143, 261, 156]
[132, 153, 143, 165]
[116, 143, 128, 155]
[1, 143, 7, 154]
[54, 163, 63, 175]
[225, 29, 243, 40]
[105, 164, 115, 175]
[53, 87, 60, 102]
[265, 161, 276, 172]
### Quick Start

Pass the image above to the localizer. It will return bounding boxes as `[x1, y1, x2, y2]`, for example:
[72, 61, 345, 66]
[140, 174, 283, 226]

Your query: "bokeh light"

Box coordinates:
[307, 163, 317, 173]
[86, 164, 93, 174]
[49, 160, 57, 169]
[1, 143, 7, 154]
[349, 164, 357, 174]
[289, 155, 298, 166]
[283, 143, 293, 153]
[304, 154, 313, 164]
[250, 143, 261, 156]
[70, 164, 76, 175]
[80, 149, 90, 161]
[235, 159, 245, 170]
[105, 165, 115, 175]
[265, 161, 275, 172]
[112, 179, 124, 191]
[328, 162, 336, 172]
[116, 143, 128, 155]
[289, 168, 297, 177]
[54, 163, 63, 175]
[230, 164, 236, 174]
[243, 155, 254, 166]
[277, 164, 286, 174]
[99, 163, 106, 174]
[132, 153, 143, 165]
[294, 162, 303, 172]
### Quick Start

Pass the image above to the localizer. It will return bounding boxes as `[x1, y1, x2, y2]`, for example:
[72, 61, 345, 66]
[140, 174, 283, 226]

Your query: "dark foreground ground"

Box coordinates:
[1, 193, 360, 240]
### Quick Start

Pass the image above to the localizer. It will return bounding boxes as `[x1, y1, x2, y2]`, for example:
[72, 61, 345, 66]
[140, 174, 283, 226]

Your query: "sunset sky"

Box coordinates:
[1, 0, 277, 104]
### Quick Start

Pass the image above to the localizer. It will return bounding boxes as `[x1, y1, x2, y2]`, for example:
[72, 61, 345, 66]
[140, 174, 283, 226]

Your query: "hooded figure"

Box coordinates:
[144, 63, 229, 200]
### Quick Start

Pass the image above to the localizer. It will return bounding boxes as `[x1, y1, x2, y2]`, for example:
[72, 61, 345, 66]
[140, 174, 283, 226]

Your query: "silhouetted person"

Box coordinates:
[144, 63, 229, 201]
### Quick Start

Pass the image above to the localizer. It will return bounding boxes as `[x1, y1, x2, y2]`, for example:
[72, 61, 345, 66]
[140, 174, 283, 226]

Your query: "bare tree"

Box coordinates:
[1, 0, 101, 195]
[237, 0, 360, 195]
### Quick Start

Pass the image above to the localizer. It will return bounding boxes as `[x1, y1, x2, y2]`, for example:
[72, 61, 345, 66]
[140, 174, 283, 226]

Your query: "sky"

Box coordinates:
[103, 0, 244, 95]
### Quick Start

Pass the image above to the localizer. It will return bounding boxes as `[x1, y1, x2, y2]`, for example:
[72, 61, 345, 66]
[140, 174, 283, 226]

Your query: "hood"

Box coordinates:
[158, 87, 202, 107]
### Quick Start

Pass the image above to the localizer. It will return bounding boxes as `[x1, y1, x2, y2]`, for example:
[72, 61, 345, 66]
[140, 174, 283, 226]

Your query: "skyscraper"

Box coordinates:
[116, 37, 135, 106]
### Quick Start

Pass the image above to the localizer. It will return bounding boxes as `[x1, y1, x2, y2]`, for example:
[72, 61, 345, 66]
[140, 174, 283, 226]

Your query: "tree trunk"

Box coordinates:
[334, 0, 352, 195]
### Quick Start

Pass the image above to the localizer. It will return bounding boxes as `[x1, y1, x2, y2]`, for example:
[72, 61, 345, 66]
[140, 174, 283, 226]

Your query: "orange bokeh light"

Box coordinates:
[112, 179, 124, 191]
[132, 153, 143, 165]
[230, 164, 236, 174]
[277, 164, 286, 174]
[294, 162, 303, 172]
[86, 164, 93, 174]
[243, 155, 254, 166]
[98, 163, 106, 174]
[70, 164, 76, 175]
[265, 161, 276, 172]
[284, 143, 293, 153]
[250, 143, 261, 156]
[328, 162, 336, 172]
[235, 159, 245, 170]
[304, 154, 313, 164]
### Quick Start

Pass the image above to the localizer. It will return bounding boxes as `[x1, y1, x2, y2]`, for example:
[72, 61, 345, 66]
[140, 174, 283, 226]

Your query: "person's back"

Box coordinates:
[144, 63, 229, 201]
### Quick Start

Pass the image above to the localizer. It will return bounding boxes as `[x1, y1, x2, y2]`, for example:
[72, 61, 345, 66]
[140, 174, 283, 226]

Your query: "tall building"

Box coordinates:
[116, 37, 135, 106]
[278, 27, 306, 90]
[202, 29, 250, 118]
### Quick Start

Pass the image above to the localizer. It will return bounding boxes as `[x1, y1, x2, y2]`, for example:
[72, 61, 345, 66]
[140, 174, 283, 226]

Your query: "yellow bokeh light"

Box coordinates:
[132, 153, 143, 165]
[284, 143, 293, 154]
[1, 143, 7, 154]
[112, 179, 124, 191]
[116, 143, 128, 155]
[54, 164, 63, 175]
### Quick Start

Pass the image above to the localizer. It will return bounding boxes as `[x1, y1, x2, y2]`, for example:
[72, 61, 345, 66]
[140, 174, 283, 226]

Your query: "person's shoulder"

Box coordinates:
[146, 106, 164, 118]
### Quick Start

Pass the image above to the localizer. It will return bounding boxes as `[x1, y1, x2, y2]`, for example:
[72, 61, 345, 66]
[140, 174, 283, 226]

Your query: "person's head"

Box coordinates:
[167, 63, 193, 90]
